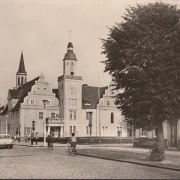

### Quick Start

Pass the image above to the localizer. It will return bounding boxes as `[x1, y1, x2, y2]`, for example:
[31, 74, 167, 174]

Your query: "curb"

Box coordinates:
[14, 144, 44, 147]
[14, 144, 66, 147]
[77, 153, 180, 172]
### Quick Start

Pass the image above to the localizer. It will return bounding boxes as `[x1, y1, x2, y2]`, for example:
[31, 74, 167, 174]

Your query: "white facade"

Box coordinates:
[58, 42, 128, 137]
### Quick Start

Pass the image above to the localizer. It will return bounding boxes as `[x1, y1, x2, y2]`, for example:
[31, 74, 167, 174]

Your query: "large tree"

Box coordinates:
[102, 2, 180, 160]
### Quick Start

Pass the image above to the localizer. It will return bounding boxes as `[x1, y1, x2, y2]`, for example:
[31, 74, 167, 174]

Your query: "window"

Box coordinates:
[73, 126, 76, 132]
[86, 112, 92, 120]
[84, 101, 91, 105]
[71, 72, 74, 75]
[69, 99, 77, 106]
[61, 99, 63, 105]
[117, 127, 122, 137]
[71, 87, 76, 95]
[21, 77, 23, 85]
[86, 126, 88, 134]
[111, 112, 114, 123]
[39, 112, 43, 119]
[70, 126, 72, 134]
[30, 99, 35, 105]
[74, 111, 76, 120]
[51, 113, 55, 119]
[70, 111, 73, 120]
[18, 77, 20, 85]
[47, 101, 51, 106]
[25, 127, 31, 135]
[62, 84, 63, 90]
[107, 101, 110, 106]
[25, 77, 27, 83]
[74, 99, 77, 106]
[141, 128, 147, 137]
[69, 110, 76, 120]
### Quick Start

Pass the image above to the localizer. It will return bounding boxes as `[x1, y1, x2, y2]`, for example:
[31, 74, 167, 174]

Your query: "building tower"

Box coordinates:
[16, 52, 27, 88]
[63, 42, 78, 75]
[58, 42, 83, 137]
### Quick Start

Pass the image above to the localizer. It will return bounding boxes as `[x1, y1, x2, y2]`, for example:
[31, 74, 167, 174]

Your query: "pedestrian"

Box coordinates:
[47, 132, 53, 147]
[14, 135, 17, 143]
[35, 132, 38, 145]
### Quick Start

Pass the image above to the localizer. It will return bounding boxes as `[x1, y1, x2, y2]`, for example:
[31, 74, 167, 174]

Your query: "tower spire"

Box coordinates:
[16, 51, 27, 87]
[17, 51, 26, 74]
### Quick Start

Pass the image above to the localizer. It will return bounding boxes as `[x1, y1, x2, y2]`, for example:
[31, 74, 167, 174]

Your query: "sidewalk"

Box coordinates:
[77, 145, 180, 172]
[14, 141, 180, 171]
[14, 141, 67, 147]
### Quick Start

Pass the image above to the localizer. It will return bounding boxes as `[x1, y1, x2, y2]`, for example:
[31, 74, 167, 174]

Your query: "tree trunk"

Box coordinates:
[156, 121, 165, 160]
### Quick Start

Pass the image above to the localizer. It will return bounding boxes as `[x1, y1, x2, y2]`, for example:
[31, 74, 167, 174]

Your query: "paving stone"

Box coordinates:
[0, 146, 179, 179]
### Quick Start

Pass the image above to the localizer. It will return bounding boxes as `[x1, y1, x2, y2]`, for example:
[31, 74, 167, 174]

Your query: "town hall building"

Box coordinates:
[0, 42, 129, 139]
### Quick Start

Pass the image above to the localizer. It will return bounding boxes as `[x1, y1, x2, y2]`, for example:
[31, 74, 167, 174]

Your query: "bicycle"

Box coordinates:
[48, 140, 53, 150]
[67, 141, 77, 155]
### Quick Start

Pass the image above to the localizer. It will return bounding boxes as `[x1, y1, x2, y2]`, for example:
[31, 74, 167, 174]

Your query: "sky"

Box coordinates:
[0, 0, 179, 105]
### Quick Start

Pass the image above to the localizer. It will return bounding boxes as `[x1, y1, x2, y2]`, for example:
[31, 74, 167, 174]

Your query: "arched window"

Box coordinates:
[25, 77, 26, 83]
[21, 77, 23, 85]
[18, 77, 20, 85]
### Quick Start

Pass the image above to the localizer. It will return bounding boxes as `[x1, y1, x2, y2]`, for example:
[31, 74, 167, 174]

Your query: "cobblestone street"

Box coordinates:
[0, 146, 179, 179]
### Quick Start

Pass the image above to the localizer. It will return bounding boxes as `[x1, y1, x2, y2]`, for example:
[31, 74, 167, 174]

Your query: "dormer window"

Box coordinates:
[30, 99, 35, 105]
[84, 101, 91, 105]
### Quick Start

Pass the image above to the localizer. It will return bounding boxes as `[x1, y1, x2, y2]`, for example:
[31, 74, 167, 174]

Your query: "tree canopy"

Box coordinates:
[102, 2, 180, 130]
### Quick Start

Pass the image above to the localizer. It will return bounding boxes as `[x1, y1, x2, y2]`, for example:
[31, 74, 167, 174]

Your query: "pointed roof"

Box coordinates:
[11, 77, 39, 112]
[17, 52, 27, 74]
[8, 89, 21, 100]
[82, 85, 108, 109]
[64, 42, 77, 61]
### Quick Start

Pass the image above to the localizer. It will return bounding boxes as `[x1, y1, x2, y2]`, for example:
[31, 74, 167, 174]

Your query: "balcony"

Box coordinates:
[46, 118, 64, 125]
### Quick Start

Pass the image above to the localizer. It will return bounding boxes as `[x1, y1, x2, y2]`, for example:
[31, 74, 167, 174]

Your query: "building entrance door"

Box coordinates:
[50, 127, 60, 138]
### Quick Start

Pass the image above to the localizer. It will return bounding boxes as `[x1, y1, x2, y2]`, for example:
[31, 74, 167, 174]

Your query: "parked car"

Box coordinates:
[0, 134, 14, 148]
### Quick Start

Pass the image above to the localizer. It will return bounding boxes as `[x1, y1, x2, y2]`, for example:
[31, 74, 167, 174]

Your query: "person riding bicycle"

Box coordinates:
[69, 132, 77, 153]
[47, 132, 53, 147]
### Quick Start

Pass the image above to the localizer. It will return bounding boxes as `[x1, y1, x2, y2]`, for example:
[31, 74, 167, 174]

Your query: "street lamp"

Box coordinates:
[5, 114, 8, 135]
[42, 99, 48, 147]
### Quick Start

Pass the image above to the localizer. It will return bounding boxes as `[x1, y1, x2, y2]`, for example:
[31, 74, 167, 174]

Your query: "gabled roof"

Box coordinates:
[17, 52, 27, 74]
[52, 89, 59, 99]
[0, 106, 4, 111]
[82, 85, 108, 109]
[8, 89, 22, 100]
[0, 104, 8, 115]
[11, 77, 39, 112]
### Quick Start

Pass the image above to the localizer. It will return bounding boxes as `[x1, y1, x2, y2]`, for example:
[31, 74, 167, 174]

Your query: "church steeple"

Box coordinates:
[16, 51, 27, 88]
[17, 52, 26, 74]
